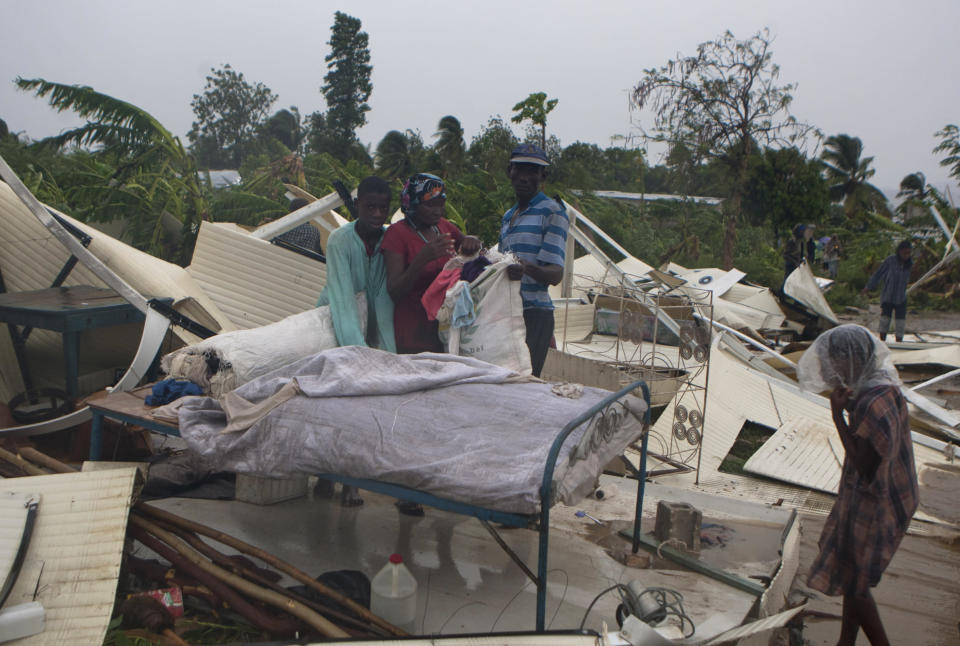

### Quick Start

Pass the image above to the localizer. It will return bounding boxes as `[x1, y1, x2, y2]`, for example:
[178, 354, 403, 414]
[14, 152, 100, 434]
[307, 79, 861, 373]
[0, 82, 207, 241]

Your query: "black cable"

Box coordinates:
[578, 583, 626, 630]
[634, 587, 696, 638]
[0, 499, 39, 608]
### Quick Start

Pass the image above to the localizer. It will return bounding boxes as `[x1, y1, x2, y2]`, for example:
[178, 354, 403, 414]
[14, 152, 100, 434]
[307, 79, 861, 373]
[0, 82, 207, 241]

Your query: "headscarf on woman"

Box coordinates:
[797, 324, 900, 397]
[400, 173, 445, 227]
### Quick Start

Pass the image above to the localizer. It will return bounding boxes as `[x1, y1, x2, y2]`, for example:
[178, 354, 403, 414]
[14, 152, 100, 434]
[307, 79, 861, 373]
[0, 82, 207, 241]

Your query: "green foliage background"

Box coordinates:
[2, 18, 957, 308]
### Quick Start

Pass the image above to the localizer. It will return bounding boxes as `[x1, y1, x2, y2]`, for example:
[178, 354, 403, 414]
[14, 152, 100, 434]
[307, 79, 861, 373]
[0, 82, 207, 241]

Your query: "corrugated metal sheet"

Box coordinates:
[704, 605, 805, 645]
[650, 337, 952, 521]
[0, 491, 36, 590]
[782, 262, 838, 324]
[0, 181, 235, 401]
[549, 254, 651, 302]
[571, 189, 723, 205]
[743, 416, 949, 512]
[187, 221, 327, 329]
[0, 182, 233, 332]
[0, 468, 138, 646]
[743, 418, 843, 494]
[554, 302, 595, 345]
[890, 343, 960, 368]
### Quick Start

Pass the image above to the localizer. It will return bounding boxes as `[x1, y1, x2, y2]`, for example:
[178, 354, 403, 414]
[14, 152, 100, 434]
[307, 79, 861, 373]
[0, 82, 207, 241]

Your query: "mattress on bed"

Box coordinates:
[177, 347, 647, 514]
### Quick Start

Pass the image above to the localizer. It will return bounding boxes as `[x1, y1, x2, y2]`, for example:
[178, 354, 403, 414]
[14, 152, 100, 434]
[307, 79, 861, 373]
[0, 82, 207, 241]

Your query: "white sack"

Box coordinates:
[445, 260, 531, 375]
[161, 294, 365, 396]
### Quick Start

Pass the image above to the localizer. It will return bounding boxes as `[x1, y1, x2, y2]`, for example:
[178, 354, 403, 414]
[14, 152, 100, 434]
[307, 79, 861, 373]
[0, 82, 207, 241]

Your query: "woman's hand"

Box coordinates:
[830, 386, 852, 419]
[415, 233, 455, 264]
[460, 235, 482, 256]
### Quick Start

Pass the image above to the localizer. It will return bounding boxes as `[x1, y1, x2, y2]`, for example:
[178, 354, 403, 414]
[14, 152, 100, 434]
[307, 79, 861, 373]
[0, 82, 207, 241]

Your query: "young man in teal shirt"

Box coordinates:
[316, 176, 395, 352]
[314, 176, 393, 507]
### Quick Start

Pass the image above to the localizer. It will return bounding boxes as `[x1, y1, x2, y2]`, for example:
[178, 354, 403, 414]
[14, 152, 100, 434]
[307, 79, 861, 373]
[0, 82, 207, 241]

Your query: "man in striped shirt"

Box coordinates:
[499, 143, 569, 377]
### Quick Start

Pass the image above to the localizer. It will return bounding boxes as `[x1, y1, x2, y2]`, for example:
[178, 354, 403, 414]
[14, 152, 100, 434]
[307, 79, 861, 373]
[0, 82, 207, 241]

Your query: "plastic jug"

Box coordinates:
[370, 553, 418, 632]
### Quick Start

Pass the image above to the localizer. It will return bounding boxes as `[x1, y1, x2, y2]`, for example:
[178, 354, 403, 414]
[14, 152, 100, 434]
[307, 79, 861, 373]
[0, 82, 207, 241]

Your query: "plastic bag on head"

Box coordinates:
[796, 324, 899, 396]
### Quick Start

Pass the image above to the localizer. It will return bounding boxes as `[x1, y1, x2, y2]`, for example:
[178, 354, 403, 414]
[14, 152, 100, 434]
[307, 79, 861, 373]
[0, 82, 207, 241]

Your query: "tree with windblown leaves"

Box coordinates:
[632, 29, 815, 269]
[510, 92, 557, 149]
[188, 64, 277, 168]
[16, 77, 208, 263]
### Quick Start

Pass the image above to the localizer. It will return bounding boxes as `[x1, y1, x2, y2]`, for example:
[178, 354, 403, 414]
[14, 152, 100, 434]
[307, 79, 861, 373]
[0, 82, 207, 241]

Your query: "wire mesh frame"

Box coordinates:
[554, 271, 713, 477]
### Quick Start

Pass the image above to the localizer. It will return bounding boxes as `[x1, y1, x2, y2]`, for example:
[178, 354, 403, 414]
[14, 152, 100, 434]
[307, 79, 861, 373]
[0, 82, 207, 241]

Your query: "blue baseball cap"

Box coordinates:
[509, 143, 550, 166]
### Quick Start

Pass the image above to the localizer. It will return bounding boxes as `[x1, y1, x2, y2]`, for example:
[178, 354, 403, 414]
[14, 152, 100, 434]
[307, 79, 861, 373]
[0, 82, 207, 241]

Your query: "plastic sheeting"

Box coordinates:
[177, 347, 647, 514]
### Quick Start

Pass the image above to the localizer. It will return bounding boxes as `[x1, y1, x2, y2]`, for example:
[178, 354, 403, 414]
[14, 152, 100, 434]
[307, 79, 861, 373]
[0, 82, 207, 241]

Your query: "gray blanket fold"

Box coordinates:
[177, 346, 646, 513]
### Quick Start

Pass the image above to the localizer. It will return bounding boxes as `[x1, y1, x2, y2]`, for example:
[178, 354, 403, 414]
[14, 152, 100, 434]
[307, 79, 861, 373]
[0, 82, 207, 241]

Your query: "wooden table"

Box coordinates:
[87, 387, 180, 460]
[0, 285, 144, 398]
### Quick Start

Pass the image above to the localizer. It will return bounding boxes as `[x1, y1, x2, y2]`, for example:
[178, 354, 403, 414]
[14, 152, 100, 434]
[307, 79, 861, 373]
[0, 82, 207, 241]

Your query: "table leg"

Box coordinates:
[63, 330, 79, 399]
[90, 411, 103, 460]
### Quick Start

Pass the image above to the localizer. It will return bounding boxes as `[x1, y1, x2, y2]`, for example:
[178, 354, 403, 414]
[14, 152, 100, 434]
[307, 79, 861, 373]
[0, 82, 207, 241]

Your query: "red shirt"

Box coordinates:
[381, 218, 463, 353]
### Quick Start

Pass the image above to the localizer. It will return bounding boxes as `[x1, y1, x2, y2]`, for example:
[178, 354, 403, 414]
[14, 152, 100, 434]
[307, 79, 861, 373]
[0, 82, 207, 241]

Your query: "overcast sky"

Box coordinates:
[2, 0, 958, 199]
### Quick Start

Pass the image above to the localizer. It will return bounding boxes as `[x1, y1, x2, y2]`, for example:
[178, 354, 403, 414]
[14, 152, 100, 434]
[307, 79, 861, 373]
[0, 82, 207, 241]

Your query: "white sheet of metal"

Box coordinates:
[0, 491, 37, 594]
[0, 174, 232, 404]
[553, 301, 596, 345]
[187, 221, 327, 329]
[675, 268, 746, 297]
[743, 418, 843, 494]
[722, 283, 779, 309]
[0, 468, 137, 646]
[704, 605, 805, 645]
[782, 261, 838, 324]
[890, 343, 960, 368]
[651, 338, 952, 521]
[573, 189, 723, 206]
[742, 416, 955, 518]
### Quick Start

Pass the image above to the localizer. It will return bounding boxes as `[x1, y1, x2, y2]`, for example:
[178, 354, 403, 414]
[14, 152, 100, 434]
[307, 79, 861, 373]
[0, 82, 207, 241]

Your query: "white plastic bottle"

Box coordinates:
[370, 553, 418, 632]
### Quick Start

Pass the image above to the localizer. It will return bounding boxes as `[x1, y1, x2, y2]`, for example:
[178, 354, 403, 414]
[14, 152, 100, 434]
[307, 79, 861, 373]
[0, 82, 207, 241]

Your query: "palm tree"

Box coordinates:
[820, 134, 891, 219]
[375, 130, 414, 180]
[16, 78, 207, 263]
[897, 171, 957, 234]
[434, 116, 465, 179]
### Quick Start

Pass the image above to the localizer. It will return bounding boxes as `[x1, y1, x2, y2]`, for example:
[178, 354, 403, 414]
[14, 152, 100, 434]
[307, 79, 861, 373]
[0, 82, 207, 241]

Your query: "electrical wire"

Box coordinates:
[578, 583, 696, 638]
[578, 583, 626, 630]
[630, 587, 696, 639]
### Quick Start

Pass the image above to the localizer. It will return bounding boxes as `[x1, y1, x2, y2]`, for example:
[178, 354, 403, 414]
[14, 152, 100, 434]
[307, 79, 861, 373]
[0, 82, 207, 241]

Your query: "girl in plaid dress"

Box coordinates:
[797, 325, 918, 646]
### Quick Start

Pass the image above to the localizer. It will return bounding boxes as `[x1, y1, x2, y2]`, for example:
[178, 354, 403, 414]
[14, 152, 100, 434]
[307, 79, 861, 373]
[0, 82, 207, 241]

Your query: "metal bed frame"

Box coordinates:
[89, 380, 651, 632]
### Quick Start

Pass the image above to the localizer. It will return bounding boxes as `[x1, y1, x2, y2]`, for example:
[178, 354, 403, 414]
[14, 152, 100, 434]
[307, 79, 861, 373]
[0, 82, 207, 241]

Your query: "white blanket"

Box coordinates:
[177, 347, 647, 514]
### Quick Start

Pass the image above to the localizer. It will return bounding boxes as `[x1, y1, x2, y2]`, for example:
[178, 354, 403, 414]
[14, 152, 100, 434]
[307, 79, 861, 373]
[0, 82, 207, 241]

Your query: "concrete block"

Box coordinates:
[235, 473, 308, 505]
[653, 500, 702, 552]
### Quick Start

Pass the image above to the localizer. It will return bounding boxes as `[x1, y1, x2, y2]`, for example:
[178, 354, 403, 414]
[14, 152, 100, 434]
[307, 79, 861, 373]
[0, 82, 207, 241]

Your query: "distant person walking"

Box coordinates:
[823, 235, 842, 280]
[861, 240, 913, 342]
[783, 223, 816, 283]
